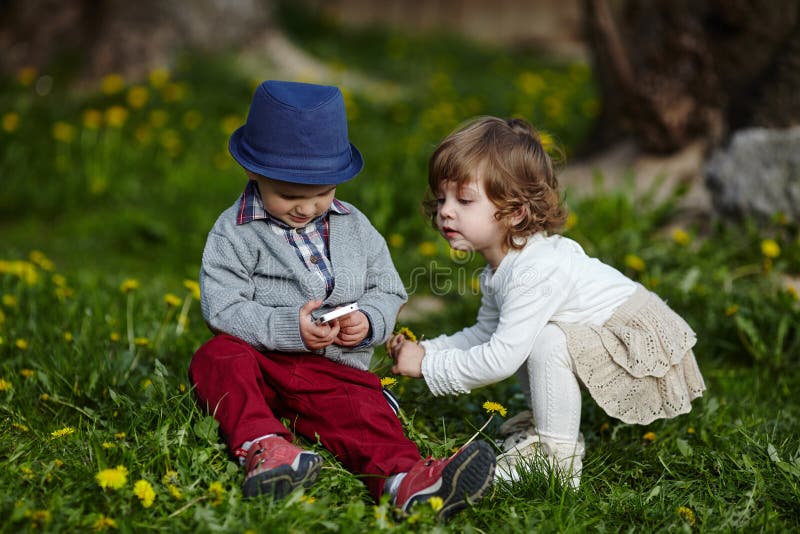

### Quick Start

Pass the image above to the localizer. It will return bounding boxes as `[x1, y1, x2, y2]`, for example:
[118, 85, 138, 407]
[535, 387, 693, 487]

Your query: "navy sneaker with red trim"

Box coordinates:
[393, 440, 495, 520]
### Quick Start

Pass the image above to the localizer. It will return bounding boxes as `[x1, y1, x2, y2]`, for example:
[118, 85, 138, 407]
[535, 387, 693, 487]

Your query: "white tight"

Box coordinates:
[516, 324, 582, 444]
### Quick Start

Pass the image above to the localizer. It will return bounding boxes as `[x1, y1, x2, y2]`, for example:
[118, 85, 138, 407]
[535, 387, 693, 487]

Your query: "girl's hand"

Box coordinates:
[299, 300, 340, 350]
[390, 337, 425, 378]
[335, 310, 370, 347]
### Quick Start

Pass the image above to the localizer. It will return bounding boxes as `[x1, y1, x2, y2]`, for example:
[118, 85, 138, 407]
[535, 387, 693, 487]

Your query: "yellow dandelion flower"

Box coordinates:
[396, 326, 417, 342]
[102, 442, 116, 449]
[671, 228, 691, 246]
[300, 494, 316, 504]
[110, 332, 121, 342]
[51, 426, 75, 439]
[53, 459, 64, 468]
[162, 82, 186, 102]
[52, 274, 67, 287]
[428, 496, 444, 511]
[220, 114, 242, 135]
[599, 421, 610, 433]
[483, 401, 508, 417]
[388, 233, 405, 248]
[0, 378, 11, 391]
[105, 105, 129, 128]
[624, 254, 645, 272]
[178, 383, 187, 393]
[148, 68, 170, 88]
[82, 109, 103, 129]
[134, 479, 156, 508]
[17, 66, 37, 86]
[15, 339, 28, 350]
[2, 294, 17, 307]
[0, 309, 4, 325]
[134, 337, 150, 347]
[63, 332, 73, 343]
[418, 241, 438, 257]
[114, 432, 126, 439]
[516, 72, 545, 96]
[149, 109, 169, 128]
[29, 509, 52, 528]
[725, 304, 739, 317]
[2, 112, 20, 133]
[52, 121, 76, 143]
[183, 279, 201, 300]
[126, 86, 149, 109]
[761, 239, 780, 259]
[92, 514, 117, 531]
[119, 278, 139, 293]
[539, 131, 555, 152]
[164, 293, 182, 307]
[162, 470, 179, 485]
[13, 422, 29, 432]
[208, 481, 225, 506]
[687, 427, 695, 434]
[95, 465, 128, 490]
[643, 431, 656, 442]
[380, 377, 397, 387]
[40, 393, 49, 401]
[564, 212, 578, 230]
[167, 484, 183, 500]
[101, 74, 125, 95]
[676, 506, 696, 526]
[141, 378, 152, 390]
[786, 285, 799, 300]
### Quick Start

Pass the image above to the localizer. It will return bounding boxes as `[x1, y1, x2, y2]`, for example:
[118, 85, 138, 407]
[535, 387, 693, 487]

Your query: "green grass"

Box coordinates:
[2, 5, 800, 532]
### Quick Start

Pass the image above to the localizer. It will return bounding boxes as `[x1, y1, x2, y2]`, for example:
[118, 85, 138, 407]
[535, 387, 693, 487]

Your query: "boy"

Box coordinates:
[189, 80, 495, 519]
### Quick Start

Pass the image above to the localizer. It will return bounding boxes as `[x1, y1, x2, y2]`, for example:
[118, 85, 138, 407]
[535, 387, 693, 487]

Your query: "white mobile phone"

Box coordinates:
[315, 303, 359, 325]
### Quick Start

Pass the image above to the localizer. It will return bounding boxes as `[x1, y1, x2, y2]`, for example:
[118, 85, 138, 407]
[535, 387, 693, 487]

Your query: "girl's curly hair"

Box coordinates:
[423, 116, 567, 250]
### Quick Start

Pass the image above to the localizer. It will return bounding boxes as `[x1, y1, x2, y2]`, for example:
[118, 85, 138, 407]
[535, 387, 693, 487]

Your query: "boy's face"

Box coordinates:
[248, 172, 336, 228]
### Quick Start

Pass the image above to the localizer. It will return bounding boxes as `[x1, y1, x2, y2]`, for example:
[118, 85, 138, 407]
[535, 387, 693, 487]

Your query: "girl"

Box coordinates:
[388, 116, 705, 488]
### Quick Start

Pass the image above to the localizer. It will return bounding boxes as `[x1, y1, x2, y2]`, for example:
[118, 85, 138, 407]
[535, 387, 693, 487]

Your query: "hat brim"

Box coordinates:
[228, 126, 364, 185]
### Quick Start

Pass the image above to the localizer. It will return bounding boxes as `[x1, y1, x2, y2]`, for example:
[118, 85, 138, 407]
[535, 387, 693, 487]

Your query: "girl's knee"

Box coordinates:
[528, 324, 570, 369]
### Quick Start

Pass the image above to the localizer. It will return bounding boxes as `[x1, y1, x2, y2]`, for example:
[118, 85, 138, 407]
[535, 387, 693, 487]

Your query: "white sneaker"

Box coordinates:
[494, 432, 585, 489]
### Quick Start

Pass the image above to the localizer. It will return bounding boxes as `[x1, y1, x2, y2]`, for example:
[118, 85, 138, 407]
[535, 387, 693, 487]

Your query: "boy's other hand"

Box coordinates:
[335, 310, 370, 347]
[299, 300, 340, 350]
[389, 336, 424, 378]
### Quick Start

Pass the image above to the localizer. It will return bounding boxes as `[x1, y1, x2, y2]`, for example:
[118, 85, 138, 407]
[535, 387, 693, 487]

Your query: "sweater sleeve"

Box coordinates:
[420, 260, 569, 396]
[200, 231, 306, 352]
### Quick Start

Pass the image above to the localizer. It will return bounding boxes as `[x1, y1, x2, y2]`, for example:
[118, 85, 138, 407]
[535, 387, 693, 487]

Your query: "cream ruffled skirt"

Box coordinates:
[557, 285, 706, 425]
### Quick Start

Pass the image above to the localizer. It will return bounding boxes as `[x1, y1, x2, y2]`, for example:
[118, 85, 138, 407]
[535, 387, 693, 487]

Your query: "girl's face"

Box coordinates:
[249, 172, 336, 228]
[435, 176, 508, 269]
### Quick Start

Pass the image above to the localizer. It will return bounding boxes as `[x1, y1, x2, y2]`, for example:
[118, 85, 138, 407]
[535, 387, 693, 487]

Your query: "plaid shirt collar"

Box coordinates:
[236, 179, 350, 227]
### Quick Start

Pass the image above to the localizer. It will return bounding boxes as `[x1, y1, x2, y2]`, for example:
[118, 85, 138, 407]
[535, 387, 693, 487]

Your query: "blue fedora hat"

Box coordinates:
[229, 80, 364, 185]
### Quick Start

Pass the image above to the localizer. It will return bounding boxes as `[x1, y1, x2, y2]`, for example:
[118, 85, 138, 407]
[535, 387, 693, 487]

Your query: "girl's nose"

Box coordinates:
[439, 199, 455, 219]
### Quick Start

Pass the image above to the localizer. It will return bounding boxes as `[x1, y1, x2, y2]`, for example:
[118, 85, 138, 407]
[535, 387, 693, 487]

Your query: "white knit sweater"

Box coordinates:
[420, 233, 637, 396]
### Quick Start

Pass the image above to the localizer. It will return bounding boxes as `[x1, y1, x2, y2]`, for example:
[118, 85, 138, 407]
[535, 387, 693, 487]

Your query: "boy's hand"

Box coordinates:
[334, 310, 370, 347]
[388, 334, 424, 378]
[299, 300, 340, 350]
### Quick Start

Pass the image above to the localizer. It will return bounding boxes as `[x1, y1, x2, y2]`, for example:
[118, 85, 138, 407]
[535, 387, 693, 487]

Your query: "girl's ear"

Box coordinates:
[510, 205, 528, 227]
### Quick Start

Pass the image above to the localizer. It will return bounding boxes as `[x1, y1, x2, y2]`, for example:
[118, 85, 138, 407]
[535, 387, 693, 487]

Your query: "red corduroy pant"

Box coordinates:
[188, 334, 420, 499]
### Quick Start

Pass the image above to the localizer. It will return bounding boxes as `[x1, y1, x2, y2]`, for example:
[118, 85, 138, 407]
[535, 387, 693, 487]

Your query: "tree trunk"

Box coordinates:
[583, 0, 800, 154]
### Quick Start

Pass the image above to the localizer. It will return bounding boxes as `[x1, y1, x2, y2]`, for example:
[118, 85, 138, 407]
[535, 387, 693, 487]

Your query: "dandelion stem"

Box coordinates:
[126, 292, 135, 354]
[176, 295, 192, 335]
[167, 496, 206, 518]
[456, 414, 494, 456]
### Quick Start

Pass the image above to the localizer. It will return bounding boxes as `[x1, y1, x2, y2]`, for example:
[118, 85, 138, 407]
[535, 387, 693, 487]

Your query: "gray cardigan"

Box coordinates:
[199, 200, 407, 370]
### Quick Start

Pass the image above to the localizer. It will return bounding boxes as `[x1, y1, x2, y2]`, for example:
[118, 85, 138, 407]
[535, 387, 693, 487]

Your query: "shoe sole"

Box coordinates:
[408, 441, 496, 521]
[242, 452, 323, 499]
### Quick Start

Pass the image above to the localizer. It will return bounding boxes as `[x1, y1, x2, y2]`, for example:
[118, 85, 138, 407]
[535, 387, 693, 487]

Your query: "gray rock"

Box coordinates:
[706, 127, 800, 223]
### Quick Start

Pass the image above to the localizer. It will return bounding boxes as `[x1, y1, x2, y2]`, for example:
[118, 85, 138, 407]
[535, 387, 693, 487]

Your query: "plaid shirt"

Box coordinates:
[236, 180, 350, 297]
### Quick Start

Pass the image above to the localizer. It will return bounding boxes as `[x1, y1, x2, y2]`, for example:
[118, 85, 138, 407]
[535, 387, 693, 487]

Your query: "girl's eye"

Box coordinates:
[458, 198, 472, 205]
[435, 198, 445, 204]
